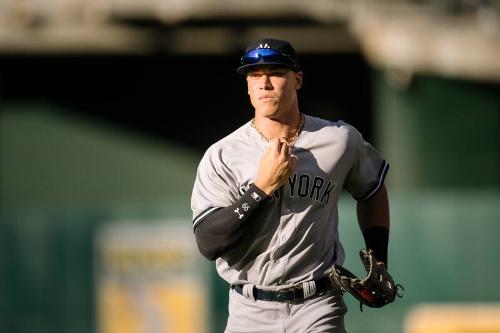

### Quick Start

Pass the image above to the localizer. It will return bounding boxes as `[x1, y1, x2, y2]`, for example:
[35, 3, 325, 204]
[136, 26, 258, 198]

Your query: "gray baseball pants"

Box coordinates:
[224, 287, 347, 333]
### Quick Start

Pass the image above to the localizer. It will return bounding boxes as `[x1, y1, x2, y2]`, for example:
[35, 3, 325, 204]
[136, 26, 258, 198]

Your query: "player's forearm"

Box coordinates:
[357, 185, 390, 230]
[194, 184, 268, 261]
[356, 185, 390, 264]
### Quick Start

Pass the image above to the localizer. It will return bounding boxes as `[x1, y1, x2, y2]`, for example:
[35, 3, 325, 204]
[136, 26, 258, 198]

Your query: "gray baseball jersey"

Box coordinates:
[191, 114, 388, 287]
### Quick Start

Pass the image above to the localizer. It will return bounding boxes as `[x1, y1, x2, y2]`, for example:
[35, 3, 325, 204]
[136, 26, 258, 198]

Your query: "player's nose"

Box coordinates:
[258, 75, 273, 90]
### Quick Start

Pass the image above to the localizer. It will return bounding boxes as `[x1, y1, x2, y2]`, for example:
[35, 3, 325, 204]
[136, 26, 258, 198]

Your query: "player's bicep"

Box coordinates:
[191, 150, 239, 227]
[344, 129, 389, 202]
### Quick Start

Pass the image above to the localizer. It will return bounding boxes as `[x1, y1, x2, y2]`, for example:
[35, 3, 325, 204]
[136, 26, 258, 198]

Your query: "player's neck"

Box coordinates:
[253, 109, 302, 142]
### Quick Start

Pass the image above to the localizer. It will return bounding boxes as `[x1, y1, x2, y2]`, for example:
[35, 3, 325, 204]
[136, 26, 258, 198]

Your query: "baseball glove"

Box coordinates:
[326, 249, 403, 311]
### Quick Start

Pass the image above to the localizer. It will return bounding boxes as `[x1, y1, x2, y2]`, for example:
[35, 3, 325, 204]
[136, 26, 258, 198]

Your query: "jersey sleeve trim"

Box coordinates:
[193, 206, 223, 230]
[356, 160, 389, 202]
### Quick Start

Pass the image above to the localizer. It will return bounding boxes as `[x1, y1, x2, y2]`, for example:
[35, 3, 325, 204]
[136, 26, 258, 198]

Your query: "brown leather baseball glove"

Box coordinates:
[326, 249, 403, 311]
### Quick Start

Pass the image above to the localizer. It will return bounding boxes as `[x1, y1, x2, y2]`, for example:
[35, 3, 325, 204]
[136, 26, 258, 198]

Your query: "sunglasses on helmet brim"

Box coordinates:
[240, 48, 297, 69]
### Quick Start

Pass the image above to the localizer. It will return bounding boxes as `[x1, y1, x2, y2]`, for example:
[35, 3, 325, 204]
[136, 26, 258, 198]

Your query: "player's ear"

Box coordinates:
[295, 71, 303, 90]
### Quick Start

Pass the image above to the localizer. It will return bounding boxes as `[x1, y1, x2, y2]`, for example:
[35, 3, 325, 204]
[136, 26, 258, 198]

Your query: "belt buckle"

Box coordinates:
[283, 284, 303, 304]
[276, 289, 290, 303]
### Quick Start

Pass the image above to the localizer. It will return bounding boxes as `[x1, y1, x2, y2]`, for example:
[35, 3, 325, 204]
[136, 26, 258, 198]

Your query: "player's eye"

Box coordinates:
[270, 71, 287, 77]
[248, 72, 262, 78]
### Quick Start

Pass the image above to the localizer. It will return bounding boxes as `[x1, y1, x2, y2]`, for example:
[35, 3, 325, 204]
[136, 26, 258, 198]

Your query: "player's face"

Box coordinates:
[246, 66, 302, 118]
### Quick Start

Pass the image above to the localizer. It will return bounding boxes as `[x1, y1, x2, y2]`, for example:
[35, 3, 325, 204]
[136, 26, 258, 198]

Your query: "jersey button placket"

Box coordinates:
[280, 194, 292, 245]
[281, 234, 287, 242]
[277, 194, 291, 282]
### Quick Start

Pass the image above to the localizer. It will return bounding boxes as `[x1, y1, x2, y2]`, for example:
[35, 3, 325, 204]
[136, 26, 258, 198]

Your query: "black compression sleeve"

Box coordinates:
[194, 184, 268, 261]
[362, 226, 389, 266]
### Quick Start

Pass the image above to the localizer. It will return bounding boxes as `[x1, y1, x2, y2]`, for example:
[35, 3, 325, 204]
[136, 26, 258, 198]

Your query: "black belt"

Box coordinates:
[231, 275, 333, 304]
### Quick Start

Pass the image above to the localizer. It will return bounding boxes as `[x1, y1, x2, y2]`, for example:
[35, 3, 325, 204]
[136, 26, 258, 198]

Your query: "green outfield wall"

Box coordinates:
[373, 71, 500, 190]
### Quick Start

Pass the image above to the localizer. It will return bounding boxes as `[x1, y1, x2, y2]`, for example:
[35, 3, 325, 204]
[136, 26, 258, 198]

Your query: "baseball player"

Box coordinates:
[191, 38, 391, 333]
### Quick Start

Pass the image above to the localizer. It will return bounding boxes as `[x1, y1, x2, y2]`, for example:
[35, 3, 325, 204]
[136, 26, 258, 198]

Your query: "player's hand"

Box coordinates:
[255, 138, 297, 196]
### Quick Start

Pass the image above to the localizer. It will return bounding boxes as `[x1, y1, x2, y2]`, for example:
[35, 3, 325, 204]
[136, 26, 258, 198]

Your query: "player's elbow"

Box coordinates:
[196, 243, 219, 261]
[194, 229, 221, 261]
[193, 216, 243, 261]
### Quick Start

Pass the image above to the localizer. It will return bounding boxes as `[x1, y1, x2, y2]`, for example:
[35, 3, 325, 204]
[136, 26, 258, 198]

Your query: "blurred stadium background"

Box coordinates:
[1, 0, 499, 332]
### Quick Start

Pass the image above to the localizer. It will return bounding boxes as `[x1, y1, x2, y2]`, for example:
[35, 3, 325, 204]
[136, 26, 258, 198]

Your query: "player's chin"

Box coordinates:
[257, 104, 280, 116]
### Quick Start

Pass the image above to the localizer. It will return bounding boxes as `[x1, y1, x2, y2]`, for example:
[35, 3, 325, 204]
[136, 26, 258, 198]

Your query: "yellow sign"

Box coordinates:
[96, 220, 207, 333]
[405, 303, 500, 333]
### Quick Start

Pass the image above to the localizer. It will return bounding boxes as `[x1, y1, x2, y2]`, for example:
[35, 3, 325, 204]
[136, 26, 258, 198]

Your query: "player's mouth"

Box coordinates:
[259, 95, 278, 100]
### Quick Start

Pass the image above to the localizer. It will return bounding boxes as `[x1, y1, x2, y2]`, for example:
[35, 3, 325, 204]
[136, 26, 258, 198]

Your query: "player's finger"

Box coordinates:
[279, 138, 290, 157]
[269, 138, 280, 153]
[287, 145, 293, 158]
